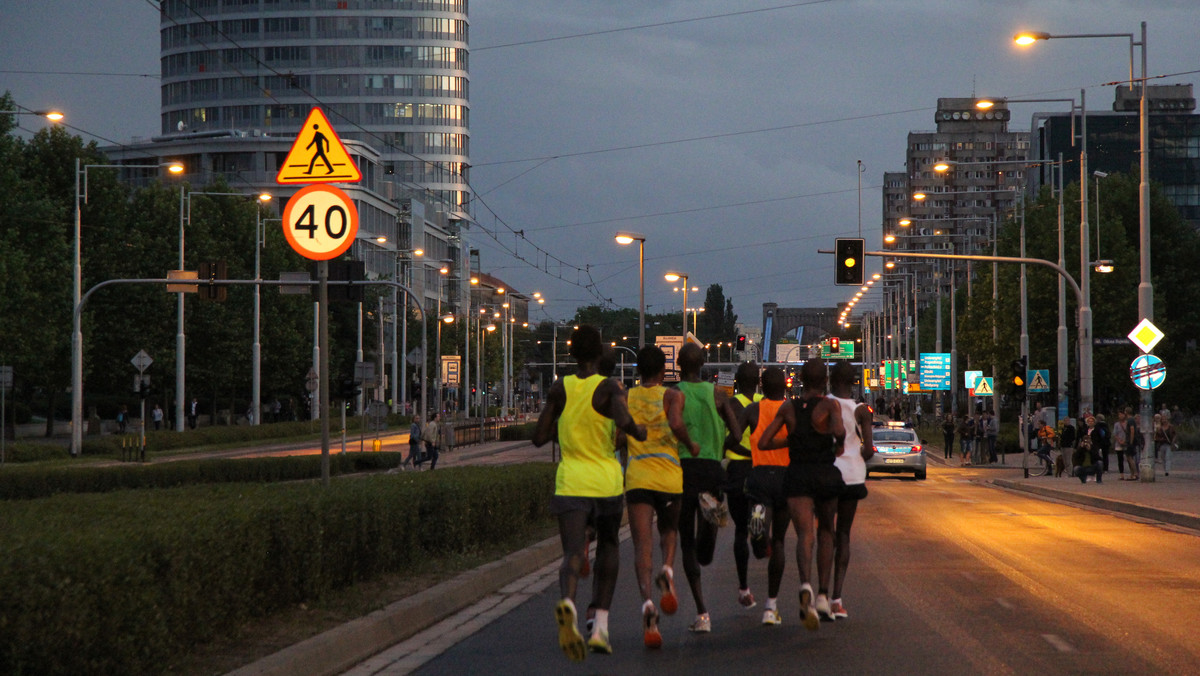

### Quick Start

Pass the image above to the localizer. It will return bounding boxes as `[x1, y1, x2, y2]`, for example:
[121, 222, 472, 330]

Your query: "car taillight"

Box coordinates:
[912, 445, 922, 454]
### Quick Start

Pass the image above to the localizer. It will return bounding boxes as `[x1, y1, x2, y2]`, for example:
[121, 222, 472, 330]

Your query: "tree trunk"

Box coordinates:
[44, 390, 56, 437]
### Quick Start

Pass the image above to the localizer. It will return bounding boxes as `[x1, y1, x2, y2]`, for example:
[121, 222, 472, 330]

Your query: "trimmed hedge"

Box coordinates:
[0, 463, 555, 676]
[499, 421, 537, 441]
[0, 452, 402, 501]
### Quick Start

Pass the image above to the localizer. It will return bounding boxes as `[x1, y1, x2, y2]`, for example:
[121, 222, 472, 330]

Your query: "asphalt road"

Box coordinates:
[344, 463, 1200, 676]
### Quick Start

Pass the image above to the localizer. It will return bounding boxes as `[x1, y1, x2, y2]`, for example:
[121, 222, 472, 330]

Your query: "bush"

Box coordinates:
[0, 452, 402, 501]
[499, 421, 537, 441]
[0, 463, 555, 676]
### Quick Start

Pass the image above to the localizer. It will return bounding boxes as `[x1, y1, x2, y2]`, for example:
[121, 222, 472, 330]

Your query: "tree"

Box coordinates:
[699, 284, 738, 344]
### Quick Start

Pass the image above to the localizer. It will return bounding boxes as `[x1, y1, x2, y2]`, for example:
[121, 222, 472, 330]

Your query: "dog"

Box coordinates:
[1054, 454, 1066, 478]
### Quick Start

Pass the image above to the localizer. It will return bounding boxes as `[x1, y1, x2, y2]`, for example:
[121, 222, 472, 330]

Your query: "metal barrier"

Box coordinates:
[450, 419, 504, 447]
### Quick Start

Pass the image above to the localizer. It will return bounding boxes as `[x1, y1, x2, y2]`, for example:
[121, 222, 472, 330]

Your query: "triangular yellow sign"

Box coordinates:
[973, 377, 993, 396]
[276, 107, 362, 184]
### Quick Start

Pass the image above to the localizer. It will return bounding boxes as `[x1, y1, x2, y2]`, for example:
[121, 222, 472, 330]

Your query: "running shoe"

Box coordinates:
[655, 567, 679, 615]
[688, 613, 712, 633]
[587, 629, 612, 654]
[643, 602, 663, 649]
[698, 492, 729, 527]
[748, 503, 768, 540]
[830, 598, 848, 620]
[815, 593, 833, 623]
[761, 608, 782, 626]
[799, 584, 819, 632]
[555, 599, 587, 662]
[739, 588, 757, 609]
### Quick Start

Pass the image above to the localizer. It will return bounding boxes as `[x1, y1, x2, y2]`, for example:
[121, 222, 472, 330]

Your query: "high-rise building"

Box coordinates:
[106, 0, 472, 307]
[1028, 84, 1199, 227]
[883, 97, 1030, 306]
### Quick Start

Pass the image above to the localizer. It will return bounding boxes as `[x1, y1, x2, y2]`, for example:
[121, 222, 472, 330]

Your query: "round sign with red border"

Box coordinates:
[282, 184, 359, 260]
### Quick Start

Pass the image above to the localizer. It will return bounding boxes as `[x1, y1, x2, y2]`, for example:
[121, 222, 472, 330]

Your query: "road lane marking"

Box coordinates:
[995, 597, 1014, 610]
[1042, 634, 1076, 653]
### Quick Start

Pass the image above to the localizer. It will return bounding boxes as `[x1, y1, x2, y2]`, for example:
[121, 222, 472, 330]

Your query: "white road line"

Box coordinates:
[1042, 633, 1076, 653]
[995, 597, 1014, 610]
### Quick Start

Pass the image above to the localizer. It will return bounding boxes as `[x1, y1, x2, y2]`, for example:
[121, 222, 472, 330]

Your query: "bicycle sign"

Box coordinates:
[282, 184, 359, 261]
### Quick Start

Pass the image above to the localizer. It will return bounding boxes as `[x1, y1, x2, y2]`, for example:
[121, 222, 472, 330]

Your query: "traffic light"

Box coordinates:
[1010, 356, 1028, 402]
[198, 260, 227, 301]
[339, 378, 361, 401]
[736, 334, 746, 351]
[829, 337, 840, 353]
[835, 238, 865, 285]
[326, 260, 365, 302]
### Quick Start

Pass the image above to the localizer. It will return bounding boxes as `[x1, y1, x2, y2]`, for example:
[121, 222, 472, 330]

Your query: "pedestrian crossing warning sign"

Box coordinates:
[1027, 369, 1050, 393]
[973, 377, 994, 396]
[275, 107, 362, 185]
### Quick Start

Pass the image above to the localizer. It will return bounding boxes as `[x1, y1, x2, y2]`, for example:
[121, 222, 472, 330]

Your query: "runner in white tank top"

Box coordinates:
[826, 362, 874, 622]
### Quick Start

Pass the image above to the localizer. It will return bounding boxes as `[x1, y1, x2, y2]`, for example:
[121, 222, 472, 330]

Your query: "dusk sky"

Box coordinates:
[3, 0, 1196, 329]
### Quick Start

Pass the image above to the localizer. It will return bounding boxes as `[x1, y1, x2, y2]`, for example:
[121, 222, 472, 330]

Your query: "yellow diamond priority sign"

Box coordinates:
[1127, 318, 1164, 353]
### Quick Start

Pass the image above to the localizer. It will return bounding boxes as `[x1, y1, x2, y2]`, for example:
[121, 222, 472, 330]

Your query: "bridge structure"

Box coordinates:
[761, 302, 841, 362]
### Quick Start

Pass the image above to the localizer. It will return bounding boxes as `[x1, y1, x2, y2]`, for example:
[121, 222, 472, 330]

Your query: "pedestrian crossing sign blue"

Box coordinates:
[1027, 369, 1050, 393]
[973, 377, 994, 396]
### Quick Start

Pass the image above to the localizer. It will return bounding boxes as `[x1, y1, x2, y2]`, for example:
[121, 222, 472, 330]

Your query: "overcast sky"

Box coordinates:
[2, 0, 1196, 330]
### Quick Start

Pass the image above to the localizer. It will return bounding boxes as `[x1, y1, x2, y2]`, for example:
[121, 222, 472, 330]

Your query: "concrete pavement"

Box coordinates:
[227, 442, 1200, 676]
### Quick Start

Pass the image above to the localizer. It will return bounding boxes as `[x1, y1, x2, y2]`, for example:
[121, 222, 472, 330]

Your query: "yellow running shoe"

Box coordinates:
[555, 599, 586, 662]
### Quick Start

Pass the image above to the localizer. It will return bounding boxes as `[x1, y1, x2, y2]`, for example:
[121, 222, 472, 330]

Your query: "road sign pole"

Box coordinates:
[319, 261, 331, 487]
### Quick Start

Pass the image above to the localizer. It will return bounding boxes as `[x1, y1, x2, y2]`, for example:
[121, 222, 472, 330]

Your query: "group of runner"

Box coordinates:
[532, 325, 875, 662]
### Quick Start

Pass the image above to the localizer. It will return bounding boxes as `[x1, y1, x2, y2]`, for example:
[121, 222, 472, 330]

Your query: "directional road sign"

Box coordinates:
[964, 370, 983, 390]
[919, 353, 951, 391]
[276, 107, 362, 184]
[1027, 369, 1050, 393]
[1130, 354, 1166, 390]
[282, 184, 359, 261]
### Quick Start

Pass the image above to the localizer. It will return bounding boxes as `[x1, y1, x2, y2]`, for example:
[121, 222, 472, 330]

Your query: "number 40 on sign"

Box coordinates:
[282, 184, 359, 261]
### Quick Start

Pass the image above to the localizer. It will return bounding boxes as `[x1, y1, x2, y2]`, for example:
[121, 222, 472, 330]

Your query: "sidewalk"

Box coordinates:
[928, 445, 1200, 531]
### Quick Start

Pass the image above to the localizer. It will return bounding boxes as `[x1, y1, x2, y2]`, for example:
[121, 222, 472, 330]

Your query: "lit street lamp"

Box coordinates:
[664, 272, 691, 341]
[72, 159, 183, 457]
[615, 232, 646, 348]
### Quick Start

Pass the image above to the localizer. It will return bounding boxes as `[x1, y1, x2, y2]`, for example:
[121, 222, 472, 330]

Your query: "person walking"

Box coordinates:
[736, 366, 791, 626]
[402, 414, 423, 470]
[188, 397, 199, 430]
[758, 360, 846, 632]
[152, 403, 164, 431]
[674, 343, 741, 634]
[421, 412, 441, 470]
[1125, 408, 1141, 480]
[724, 361, 762, 612]
[532, 325, 645, 662]
[941, 414, 955, 460]
[985, 410, 999, 463]
[1113, 411, 1129, 480]
[958, 414, 974, 466]
[623, 345, 696, 649]
[1154, 413, 1177, 477]
[827, 362, 873, 622]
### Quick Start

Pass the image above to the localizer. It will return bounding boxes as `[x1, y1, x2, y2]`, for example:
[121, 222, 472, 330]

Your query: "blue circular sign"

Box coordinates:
[1130, 354, 1165, 390]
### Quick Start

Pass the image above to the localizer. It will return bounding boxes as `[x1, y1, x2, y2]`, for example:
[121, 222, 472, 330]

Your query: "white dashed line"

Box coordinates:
[1042, 633, 1076, 653]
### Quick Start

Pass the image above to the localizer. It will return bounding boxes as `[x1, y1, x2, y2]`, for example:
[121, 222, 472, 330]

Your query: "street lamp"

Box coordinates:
[664, 272, 690, 340]
[72, 159, 183, 456]
[390, 247, 423, 414]
[615, 232, 646, 348]
[1016, 23, 1151, 477]
[1093, 171, 1115, 273]
[0, 108, 65, 123]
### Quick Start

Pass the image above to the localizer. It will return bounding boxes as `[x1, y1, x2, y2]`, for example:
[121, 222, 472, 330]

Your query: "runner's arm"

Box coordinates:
[856, 404, 874, 460]
[532, 381, 565, 447]
[714, 388, 744, 445]
[665, 388, 700, 457]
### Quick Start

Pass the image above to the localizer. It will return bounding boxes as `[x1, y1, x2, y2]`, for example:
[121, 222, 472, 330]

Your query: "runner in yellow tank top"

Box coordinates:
[533, 326, 646, 662]
[623, 345, 698, 648]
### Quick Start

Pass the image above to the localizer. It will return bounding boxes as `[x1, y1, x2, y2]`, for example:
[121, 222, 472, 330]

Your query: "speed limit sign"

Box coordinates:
[282, 184, 359, 260]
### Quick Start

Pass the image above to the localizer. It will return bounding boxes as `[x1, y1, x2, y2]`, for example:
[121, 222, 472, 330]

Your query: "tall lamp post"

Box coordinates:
[73, 159, 182, 457]
[1016, 23, 1151, 477]
[664, 272, 690, 341]
[615, 232, 646, 348]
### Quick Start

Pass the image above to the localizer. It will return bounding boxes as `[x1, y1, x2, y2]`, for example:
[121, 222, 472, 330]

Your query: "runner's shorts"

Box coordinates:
[745, 465, 789, 510]
[549, 494, 625, 518]
[723, 458, 752, 494]
[681, 458, 726, 498]
[784, 462, 845, 501]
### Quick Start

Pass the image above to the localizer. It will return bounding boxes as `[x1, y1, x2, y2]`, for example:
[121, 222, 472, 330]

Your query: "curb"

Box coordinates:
[991, 478, 1200, 531]
[227, 534, 562, 676]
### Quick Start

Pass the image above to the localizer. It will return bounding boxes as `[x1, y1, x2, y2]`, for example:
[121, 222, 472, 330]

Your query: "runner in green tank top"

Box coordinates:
[533, 325, 646, 661]
[674, 343, 741, 633]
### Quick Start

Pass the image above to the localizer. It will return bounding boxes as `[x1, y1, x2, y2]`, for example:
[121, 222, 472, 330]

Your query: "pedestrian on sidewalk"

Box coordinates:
[1095, 414, 1111, 472]
[958, 414, 975, 466]
[985, 411, 999, 463]
[422, 412, 442, 470]
[1125, 408, 1142, 480]
[1113, 411, 1129, 480]
[1073, 431, 1102, 483]
[402, 414, 422, 470]
[1154, 414, 1177, 477]
[941, 414, 955, 460]
[532, 324, 645, 661]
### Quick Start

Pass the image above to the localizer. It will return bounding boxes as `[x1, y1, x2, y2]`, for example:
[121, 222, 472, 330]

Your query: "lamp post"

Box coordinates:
[391, 247, 423, 414]
[1015, 22, 1151, 478]
[664, 273, 690, 340]
[615, 233, 646, 349]
[73, 159, 182, 457]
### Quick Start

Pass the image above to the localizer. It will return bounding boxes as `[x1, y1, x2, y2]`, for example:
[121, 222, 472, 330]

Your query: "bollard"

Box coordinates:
[373, 439, 382, 453]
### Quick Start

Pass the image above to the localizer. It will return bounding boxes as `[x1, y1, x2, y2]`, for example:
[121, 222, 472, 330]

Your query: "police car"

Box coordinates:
[866, 421, 927, 480]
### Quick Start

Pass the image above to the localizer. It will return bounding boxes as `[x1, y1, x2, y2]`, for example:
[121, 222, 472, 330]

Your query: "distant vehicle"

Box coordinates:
[866, 423, 926, 480]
